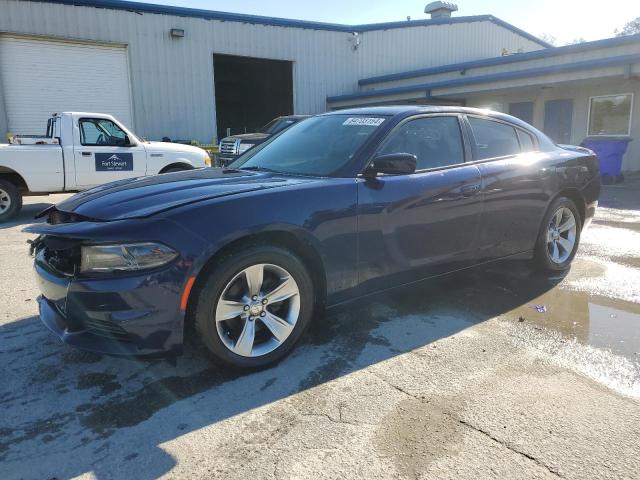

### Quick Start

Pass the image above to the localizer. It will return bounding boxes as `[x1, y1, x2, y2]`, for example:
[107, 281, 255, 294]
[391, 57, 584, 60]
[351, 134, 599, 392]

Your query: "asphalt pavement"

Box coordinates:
[1, 179, 639, 480]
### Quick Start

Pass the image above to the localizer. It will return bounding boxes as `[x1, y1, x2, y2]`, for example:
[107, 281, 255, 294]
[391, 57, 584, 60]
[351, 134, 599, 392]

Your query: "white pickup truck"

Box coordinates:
[0, 112, 211, 221]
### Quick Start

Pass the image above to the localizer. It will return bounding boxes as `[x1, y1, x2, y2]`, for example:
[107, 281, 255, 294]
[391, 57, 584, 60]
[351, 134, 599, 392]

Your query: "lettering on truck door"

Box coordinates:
[73, 118, 146, 188]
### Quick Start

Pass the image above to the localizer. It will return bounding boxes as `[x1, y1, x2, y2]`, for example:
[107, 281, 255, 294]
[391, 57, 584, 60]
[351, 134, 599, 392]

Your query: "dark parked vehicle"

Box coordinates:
[27, 106, 600, 368]
[217, 115, 310, 166]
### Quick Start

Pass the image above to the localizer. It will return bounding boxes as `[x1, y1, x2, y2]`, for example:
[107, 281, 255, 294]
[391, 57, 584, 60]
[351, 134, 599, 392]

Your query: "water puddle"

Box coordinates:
[506, 289, 640, 363]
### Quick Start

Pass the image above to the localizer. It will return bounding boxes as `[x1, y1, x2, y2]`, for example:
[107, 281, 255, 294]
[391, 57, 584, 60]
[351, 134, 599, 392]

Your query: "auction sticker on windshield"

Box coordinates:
[342, 117, 385, 126]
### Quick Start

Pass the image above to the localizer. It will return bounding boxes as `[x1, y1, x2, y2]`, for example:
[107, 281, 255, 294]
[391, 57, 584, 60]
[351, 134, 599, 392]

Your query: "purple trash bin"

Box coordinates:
[581, 137, 631, 184]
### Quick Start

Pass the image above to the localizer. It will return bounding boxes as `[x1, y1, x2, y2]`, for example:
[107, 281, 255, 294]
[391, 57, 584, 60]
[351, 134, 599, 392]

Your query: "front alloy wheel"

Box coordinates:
[193, 245, 314, 368]
[215, 263, 300, 357]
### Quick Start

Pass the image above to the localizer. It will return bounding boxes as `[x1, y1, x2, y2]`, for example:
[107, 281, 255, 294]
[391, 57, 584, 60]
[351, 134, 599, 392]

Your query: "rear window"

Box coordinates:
[517, 129, 536, 152]
[468, 117, 521, 160]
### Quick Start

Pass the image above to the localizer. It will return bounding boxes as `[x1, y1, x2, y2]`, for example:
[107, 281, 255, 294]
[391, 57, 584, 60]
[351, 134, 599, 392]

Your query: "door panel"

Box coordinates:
[544, 99, 574, 144]
[509, 102, 534, 125]
[357, 164, 483, 293]
[0, 36, 132, 135]
[476, 157, 554, 259]
[465, 115, 552, 259]
[73, 118, 146, 188]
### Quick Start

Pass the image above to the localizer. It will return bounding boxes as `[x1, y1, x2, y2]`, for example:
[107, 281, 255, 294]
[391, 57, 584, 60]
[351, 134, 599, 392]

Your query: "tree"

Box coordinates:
[567, 37, 587, 45]
[615, 17, 640, 36]
[539, 33, 557, 46]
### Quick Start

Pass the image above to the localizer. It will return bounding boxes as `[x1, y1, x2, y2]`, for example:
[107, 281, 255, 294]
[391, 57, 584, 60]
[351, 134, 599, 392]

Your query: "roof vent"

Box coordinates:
[424, 1, 458, 18]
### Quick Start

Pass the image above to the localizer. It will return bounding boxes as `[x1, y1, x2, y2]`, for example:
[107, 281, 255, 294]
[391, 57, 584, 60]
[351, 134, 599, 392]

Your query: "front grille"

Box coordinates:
[219, 139, 238, 156]
[83, 317, 130, 339]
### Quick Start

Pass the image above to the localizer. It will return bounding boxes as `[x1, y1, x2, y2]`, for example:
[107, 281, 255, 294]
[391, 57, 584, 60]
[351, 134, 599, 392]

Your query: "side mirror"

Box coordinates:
[366, 153, 417, 177]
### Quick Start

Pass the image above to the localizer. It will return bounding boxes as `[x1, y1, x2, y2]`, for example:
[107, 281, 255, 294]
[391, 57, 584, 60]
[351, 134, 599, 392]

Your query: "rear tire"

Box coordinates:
[0, 180, 22, 223]
[193, 245, 315, 369]
[533, 196, 581, 272]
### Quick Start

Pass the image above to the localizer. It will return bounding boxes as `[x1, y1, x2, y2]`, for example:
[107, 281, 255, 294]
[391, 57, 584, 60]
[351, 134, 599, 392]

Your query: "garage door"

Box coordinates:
[0, 36, 133, 134]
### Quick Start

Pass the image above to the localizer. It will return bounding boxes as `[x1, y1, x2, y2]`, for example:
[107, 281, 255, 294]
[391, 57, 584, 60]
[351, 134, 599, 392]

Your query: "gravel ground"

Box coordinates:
[1, 179, 639, 480]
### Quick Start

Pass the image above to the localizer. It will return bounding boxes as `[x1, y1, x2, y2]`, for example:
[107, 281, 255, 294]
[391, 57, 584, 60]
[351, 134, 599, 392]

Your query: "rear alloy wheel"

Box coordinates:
[534, 197, 581, 272]
[194, 246, 314, 368]
[0, 180, 22, 223]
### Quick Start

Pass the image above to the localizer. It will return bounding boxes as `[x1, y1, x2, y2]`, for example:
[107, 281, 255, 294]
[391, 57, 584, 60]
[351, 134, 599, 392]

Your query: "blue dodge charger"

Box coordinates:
[26, 107, 600, 368]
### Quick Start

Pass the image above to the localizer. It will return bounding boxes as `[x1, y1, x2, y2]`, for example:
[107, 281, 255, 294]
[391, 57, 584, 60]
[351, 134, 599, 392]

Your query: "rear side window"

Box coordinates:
[379, 116, 465, 170]
[468, 117, 520, 160]
[517, 129, 536, 152]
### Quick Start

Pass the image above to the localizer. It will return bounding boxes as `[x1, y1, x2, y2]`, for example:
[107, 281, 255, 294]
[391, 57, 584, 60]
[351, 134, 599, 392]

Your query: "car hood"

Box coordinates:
[43, 169, 315, 221]
[144, 141, 206, 154]
[223, 133, 270, 144]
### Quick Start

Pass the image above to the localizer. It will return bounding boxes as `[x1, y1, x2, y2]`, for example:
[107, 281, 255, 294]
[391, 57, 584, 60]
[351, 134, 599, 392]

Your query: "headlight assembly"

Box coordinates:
[80, 242, 178, 273]
[237, 142, 254, 154]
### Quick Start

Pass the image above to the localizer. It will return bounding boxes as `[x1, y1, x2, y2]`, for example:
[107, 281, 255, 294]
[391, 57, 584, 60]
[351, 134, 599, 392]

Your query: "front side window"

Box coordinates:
[588, 94, 633, 136]
[231, 115, 386, 176]
[79, 118, 129, 146]
[378, 116, 465, 170]
[468, 117, 520, 160]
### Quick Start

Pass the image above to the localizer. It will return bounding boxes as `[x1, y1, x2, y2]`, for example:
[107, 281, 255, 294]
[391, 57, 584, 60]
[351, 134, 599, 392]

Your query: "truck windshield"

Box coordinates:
[231, 115, 387, 176]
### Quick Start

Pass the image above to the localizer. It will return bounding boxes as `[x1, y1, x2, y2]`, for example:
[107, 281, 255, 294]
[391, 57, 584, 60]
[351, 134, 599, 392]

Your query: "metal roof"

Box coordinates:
[328, 53, 640, 103]
[359, 33, 640, 86]
[33, 0, 550, 46]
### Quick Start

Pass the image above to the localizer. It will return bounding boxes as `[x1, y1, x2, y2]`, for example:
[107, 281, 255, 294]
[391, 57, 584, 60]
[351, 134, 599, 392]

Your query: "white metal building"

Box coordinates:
[329, 33, 640, 172]
[2, 0, 636, 172]
[0, 0, 548, 144]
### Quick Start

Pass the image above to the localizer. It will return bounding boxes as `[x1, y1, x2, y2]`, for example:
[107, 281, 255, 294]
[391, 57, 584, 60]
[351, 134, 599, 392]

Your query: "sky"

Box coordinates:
[128, 0, 638, 45]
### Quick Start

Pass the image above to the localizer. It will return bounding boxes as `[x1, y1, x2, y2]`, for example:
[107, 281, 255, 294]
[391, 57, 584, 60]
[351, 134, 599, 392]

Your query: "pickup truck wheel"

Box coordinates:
[0, 180, 22, 222]
[193, 245, 315, 369]
[533, 197, 581, 272]
[162, 166, 190, 174]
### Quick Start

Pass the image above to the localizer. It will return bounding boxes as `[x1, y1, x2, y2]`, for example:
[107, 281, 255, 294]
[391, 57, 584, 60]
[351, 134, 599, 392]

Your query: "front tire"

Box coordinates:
[533, 197, 581, 272]
[0, 180, 22, 223]
[193, 245, 315, 368]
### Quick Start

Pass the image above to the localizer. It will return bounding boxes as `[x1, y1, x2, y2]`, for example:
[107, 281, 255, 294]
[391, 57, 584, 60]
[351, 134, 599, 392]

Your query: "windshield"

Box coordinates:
[259, 118, 297, 134]
[231, 115, 387, 176]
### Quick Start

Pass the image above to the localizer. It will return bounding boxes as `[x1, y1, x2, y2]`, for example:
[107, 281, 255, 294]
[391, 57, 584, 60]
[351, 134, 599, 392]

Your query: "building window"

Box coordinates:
[588, 94, 633, 136]
[509, 102, 534, 125]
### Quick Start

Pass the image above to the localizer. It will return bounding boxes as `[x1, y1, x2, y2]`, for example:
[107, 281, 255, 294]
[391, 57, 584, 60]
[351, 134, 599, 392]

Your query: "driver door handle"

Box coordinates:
[82, 152, 92, 156]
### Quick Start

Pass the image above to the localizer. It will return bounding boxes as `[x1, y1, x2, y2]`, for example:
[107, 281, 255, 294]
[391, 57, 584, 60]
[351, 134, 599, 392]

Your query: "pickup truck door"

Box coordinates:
[357, 115, 483, 293]
[73, 117, 146, 188]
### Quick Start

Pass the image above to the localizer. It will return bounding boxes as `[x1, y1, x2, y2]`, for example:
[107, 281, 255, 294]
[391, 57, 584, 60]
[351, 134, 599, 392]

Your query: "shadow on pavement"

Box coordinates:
[0, 260, 564, 479]
[0, 202, 50, 230]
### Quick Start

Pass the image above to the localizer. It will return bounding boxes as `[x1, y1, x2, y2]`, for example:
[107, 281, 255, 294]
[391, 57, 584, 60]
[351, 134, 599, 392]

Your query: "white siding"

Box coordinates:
[465, 80, 640, 172]
[0, 36, 132, 134]
[0, 0, 544, 142]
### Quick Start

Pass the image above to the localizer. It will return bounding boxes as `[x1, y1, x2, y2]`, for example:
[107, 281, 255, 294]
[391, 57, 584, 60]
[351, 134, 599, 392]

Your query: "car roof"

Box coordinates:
[323, 105, 539, 130]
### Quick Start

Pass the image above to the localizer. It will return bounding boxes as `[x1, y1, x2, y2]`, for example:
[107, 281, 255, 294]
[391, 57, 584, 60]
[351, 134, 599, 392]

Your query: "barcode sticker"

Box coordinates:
[343, 117, 385, 126]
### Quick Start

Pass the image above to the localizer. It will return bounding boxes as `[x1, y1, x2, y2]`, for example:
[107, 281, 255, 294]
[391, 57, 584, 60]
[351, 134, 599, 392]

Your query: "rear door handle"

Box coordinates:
[460, 183, 481, 196]
[82, 152, 92, 156]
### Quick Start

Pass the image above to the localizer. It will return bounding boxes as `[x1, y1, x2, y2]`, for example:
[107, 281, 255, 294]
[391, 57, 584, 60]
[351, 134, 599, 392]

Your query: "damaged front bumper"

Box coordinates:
[25, 215, 208, 357]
